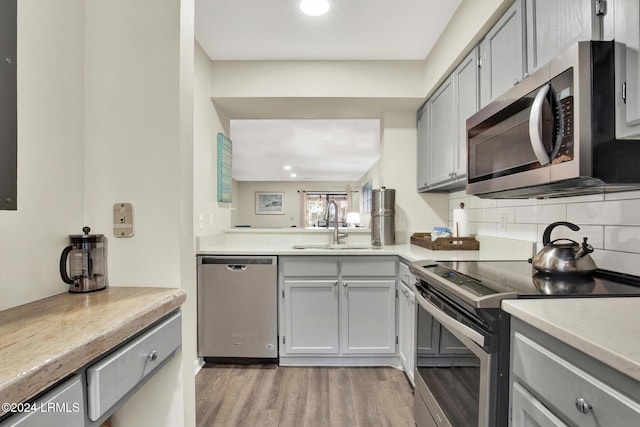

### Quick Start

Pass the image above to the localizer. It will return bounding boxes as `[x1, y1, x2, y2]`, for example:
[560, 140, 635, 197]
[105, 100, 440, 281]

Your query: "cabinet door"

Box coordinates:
[511, 381, 568, 427]
[615, 0, 640, 138]
[417, 305, 439, 355]
[1, 375, 84, 427]
[454, 47, 479, 179]
[480, 0, 525, 107]
[427, 76, 456, 187]
[416, 103, 430, 191]
[283, 280, 339, 354]
[439, 326, 473, 355]
[398, 282, 416, 385]
[525, 0, 595, 74]
[340, 280, 396, 354]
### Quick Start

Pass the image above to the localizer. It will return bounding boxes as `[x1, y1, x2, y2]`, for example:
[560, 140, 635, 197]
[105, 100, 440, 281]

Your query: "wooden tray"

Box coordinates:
[410, 232, 479, 251]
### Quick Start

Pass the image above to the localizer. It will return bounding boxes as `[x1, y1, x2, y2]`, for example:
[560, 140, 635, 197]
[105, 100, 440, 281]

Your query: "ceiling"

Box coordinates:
[194, 0, 462, 181]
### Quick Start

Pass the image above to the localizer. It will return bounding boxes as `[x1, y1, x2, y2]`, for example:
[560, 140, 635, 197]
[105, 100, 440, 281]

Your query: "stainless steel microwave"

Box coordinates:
[466, 41, 640, 199]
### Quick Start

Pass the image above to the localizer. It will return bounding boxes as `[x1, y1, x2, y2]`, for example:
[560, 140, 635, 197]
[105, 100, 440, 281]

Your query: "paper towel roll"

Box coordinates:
[453, 208, 469, 237]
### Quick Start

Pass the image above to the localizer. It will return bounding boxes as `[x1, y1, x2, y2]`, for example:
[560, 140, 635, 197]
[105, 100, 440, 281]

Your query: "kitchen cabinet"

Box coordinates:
[525, 0, 602, 74]
[416, 47, 479, 192]
[510, 318, 640, 426]
[0, 0, 17, 210]
[0, 376, 84, 427]
[397, 262, 416, 385]
[615, 0, 640, 139]
[279, 256, 397, 363]
[479, 0, 526, 108]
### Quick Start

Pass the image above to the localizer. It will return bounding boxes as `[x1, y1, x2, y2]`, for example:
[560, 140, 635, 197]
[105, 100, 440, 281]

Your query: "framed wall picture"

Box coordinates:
[255, 192, 284, 215]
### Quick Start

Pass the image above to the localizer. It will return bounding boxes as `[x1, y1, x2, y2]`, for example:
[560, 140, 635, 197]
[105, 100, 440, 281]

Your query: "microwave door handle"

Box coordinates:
[529, 84, 552, 165]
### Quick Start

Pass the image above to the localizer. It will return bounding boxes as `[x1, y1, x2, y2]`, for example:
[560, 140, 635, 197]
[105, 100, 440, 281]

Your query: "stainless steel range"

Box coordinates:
[409, 260, 640, 427]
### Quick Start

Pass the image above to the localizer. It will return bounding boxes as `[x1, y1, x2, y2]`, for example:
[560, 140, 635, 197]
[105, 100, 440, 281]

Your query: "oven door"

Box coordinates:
[414, 293, 496, 427]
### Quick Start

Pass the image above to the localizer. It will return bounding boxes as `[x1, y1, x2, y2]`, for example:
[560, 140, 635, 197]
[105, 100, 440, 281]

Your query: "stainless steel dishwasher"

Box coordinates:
[197, 255, 278, 362]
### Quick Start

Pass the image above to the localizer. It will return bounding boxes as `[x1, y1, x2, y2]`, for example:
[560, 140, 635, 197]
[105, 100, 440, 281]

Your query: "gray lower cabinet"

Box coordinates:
[397, 262, 416, 386]
[615, 0, 640, 139]
[480, 0, 526, 108]
[86, 311, 182, 423]
[510, 318, 640, 426]
[0, 311, 182, 427]
[417, 47, 479, 192]
[1, 376, 84, 427]
[279, 256, 397, 360]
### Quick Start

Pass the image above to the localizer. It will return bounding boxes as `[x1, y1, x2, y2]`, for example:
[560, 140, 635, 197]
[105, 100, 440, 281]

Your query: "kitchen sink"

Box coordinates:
[292, 244, 382, 250]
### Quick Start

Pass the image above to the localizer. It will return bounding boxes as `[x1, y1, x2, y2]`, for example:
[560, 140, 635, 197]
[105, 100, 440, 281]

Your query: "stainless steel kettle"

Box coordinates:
[529, 221, 596, 274]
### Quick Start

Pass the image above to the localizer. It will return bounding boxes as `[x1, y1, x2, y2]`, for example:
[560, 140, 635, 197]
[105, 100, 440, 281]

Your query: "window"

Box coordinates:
[303, 192, 349, 228]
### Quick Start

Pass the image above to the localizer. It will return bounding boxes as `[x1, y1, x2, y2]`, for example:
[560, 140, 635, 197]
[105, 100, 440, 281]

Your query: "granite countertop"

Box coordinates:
[0, 287, 186, 415]
[503, 298, 640, 382]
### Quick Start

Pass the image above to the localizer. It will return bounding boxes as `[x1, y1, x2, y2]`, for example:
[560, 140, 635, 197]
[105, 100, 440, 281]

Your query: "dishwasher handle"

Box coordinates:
[226, 264, 248, 271]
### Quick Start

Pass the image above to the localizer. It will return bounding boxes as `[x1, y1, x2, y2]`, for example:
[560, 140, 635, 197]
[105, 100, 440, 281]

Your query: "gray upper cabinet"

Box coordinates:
[525, 0, 603, 74]
[479, 0, 526, 108]
[417, 48, 479, 192]
[615, 0, 640, 139]
[454, 47, 480, 179]
[427, 76, 456, 187]
[0, 0, 17, 210]
[416, 104, 429, 191]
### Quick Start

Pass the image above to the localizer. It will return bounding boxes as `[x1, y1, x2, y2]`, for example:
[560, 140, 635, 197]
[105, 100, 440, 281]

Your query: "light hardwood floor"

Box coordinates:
[196, 364, 415, 427]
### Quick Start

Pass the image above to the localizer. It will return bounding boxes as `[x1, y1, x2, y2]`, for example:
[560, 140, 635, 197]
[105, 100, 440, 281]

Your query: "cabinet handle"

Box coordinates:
[333, 281, 338, 287]
[146, 350, 158, 362]
[343, 282, 348, 288]
[575, 397, 592, 414]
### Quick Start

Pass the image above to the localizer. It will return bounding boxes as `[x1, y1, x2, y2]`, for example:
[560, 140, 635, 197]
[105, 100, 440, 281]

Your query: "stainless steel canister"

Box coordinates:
[371, 187, 395, 246]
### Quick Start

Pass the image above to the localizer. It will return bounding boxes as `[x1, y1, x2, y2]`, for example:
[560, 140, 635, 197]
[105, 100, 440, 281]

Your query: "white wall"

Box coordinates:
[449, 190, 640, 276]
[194, 43, 233, 236]
[378, 113, 449, 243]
[235, 181, 358, 228]
[0, 1, 85, 309]
[210, 60, 426, 98]
[83, 0, 194, 426]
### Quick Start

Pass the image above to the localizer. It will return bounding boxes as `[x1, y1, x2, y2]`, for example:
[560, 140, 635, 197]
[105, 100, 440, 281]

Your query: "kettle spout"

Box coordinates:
[575, 237, 594, 259]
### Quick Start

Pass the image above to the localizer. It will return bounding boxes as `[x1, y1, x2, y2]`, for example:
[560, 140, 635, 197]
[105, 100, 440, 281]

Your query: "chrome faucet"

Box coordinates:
[325, 200, 348, 245]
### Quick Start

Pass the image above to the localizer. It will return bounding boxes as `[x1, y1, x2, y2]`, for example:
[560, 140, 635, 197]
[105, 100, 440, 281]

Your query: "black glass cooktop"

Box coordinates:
[425, 261, 640, 298]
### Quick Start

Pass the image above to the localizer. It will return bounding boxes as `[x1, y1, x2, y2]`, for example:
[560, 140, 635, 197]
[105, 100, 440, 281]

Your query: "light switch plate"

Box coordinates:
[113, 202, 134, 237]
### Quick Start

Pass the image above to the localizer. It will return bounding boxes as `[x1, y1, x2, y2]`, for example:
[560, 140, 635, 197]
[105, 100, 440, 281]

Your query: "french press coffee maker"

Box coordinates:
[59, 226, 107, 293]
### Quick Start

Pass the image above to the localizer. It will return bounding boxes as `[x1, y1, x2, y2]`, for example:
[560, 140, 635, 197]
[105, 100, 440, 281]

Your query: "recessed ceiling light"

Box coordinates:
[299, 0, 330, 17]
[283, 165, 292, 171]
[290, 173, 297, 178]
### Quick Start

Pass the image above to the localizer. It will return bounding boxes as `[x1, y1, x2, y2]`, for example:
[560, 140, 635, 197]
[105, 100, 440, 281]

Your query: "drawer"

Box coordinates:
[86, 310, 182, 421]
[512, 331, 640, 427]
[1, 375, 84, 427]
[282, 259, 338, 277]
[398, 262, 414, 285]
[341, 257, 396, 277]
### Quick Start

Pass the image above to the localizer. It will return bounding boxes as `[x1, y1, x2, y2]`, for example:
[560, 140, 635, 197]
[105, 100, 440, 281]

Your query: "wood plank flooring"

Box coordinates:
[196, 364, 415, 427]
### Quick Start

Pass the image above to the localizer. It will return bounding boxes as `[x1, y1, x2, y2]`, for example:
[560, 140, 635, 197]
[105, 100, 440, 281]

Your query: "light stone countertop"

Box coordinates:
[0, 286, 186, 415]
[196, 230, 536, 262]
[503, 298, 640, 382]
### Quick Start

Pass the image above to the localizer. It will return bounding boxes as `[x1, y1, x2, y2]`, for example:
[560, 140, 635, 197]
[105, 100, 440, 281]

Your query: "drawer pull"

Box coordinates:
[575, 397, 592, 414]
[147, 350, 158, 362]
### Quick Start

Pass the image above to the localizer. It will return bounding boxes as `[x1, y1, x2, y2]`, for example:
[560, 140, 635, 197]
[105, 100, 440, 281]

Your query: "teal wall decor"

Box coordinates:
[217, 133, 232, 203]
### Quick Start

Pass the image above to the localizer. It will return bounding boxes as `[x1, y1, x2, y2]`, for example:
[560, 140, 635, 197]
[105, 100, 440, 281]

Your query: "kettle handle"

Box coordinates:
[542, 221, 580, 246]
[59, 245, 74, 285]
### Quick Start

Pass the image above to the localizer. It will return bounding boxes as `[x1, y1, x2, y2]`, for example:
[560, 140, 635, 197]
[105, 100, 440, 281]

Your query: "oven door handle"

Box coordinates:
[416, 294, 486, 348]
